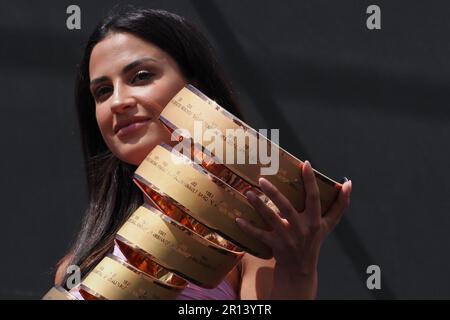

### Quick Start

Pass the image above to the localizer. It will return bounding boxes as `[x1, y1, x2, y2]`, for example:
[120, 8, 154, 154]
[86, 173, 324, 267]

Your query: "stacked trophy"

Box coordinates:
[42, 85, 341, 300]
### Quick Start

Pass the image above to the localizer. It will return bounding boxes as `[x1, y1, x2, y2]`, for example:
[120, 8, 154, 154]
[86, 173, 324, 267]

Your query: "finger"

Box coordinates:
[235, 217, 273, 246]
[323, 180, 352, 230]
[246, 190, 290, 239]
[302, 160, 322, 226]
[258, 177, 302, 232]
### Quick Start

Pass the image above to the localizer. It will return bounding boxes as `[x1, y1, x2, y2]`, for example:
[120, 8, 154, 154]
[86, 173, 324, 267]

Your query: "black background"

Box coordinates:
[1, 0, 449, 299]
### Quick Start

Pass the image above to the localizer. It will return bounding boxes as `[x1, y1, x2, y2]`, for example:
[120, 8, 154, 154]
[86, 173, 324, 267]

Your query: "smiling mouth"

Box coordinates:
[116, 118, 151, 138]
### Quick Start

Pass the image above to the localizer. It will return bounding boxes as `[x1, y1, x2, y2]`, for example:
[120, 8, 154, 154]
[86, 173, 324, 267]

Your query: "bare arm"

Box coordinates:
[239, 253, 275, 300]
[54, 254, 73, 286]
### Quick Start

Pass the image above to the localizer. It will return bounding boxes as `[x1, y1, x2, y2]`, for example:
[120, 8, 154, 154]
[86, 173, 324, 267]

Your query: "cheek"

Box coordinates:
[145, 76, 187, 111]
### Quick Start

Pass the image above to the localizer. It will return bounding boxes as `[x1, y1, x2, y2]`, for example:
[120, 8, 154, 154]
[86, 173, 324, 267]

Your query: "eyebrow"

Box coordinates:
[89, 57, 158, 87]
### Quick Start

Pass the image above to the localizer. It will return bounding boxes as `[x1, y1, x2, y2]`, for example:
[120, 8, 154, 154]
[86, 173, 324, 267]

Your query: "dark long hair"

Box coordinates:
[59, 6, 242, 285]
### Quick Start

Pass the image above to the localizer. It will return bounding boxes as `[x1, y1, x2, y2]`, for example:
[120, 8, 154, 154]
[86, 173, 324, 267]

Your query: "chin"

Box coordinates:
[114, 140, 159, 166]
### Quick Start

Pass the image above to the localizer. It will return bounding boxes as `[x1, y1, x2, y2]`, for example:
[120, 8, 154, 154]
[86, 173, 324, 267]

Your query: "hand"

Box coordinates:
[236, 160, 352, 299]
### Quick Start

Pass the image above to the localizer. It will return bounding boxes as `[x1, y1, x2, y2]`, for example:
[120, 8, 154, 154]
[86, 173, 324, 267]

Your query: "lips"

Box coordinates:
[114, 116, 151, 137]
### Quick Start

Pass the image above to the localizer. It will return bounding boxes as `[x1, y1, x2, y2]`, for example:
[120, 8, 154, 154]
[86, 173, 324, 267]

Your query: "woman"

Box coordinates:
[54, 7, 352, 300]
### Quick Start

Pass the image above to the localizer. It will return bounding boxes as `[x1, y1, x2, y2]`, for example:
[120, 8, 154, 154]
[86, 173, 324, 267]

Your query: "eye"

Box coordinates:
[131, 70, 154, 84]
[94, 86, 112, 101]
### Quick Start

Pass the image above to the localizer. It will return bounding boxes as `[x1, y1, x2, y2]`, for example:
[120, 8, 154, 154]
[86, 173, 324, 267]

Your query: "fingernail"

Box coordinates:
[341, 177, 349, 183]
[245, 190, 256, 202]
[259, 177, 274, 191]
[304, 160, 311, 168]
[235, 217, 246, 226]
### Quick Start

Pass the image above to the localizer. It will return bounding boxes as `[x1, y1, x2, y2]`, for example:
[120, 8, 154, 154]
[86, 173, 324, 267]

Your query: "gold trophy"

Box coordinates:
[42, 85, 341, 300]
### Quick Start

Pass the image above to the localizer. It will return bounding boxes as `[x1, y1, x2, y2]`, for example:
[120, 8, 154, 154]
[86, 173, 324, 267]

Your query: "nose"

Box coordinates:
[110, 84, 136, 113]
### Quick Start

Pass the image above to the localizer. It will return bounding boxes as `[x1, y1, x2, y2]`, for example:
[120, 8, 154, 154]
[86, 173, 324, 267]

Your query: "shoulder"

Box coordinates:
[54, 253, 74, 286]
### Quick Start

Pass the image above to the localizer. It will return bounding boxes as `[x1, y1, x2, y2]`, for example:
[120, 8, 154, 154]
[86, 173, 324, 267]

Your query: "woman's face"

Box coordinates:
[89, 32, 187, 165]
